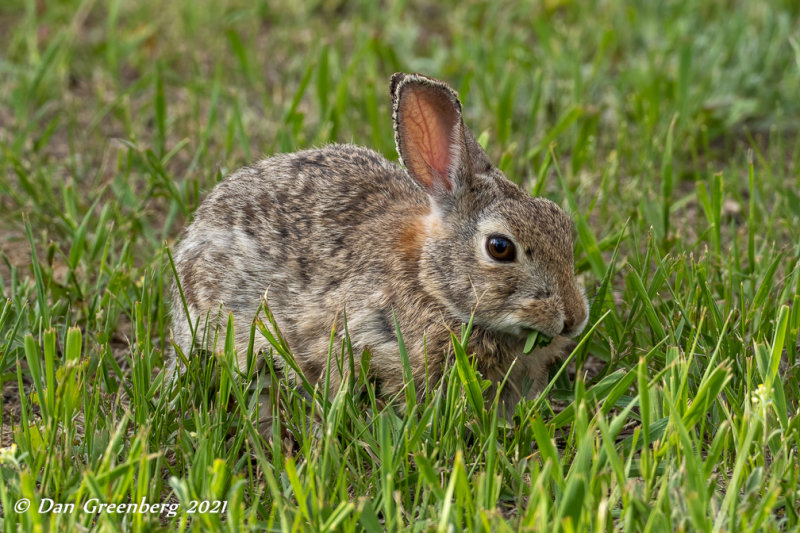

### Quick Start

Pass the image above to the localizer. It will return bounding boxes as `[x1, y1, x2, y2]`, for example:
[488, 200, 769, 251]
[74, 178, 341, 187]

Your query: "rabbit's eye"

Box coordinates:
[486, 235, 516, 262]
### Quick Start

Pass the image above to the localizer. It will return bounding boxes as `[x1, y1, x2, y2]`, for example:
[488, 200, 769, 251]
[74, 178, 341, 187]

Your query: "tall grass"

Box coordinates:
[1, 0, 799, 530]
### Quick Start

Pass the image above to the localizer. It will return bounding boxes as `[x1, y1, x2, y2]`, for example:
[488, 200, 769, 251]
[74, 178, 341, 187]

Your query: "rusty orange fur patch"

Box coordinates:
[396, 214, 427, 262]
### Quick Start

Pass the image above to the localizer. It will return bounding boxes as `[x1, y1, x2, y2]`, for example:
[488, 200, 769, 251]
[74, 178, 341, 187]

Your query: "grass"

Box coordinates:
[1, 0, 799, 530]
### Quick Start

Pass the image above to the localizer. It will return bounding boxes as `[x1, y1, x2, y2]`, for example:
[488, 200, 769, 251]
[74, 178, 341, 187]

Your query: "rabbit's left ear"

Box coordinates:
[391, 73, 472, 198]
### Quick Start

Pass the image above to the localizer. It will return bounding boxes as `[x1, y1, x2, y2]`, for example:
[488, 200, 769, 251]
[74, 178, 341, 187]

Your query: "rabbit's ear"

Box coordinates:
[391, 73, 471, 197]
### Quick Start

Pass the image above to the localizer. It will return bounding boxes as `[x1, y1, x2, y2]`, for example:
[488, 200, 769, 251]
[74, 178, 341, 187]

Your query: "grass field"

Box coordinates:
[1, 0, 800, 530]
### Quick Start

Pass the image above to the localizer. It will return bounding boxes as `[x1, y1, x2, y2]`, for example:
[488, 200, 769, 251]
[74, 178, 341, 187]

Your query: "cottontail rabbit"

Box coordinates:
[170, 73, 588, 421]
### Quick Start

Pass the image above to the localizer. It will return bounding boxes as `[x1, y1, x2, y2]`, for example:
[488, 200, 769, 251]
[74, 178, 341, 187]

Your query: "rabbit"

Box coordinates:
[169, 72, 589, 423]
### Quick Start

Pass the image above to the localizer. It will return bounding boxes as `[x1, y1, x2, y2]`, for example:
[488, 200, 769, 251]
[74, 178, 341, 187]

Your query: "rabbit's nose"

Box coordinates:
[561, 317, 576, 337]
[561, 305, 588, 338]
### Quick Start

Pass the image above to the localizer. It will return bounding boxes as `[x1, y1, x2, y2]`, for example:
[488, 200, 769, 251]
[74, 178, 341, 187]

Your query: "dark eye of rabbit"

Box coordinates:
[486, 235, 516, 262]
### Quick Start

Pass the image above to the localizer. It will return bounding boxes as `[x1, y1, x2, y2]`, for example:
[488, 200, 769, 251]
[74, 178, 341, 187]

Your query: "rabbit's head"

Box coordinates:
[391, 73, 588, 340]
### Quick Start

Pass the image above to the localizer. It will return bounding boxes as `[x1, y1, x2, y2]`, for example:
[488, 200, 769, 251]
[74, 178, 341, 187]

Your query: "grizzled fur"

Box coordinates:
[170, 73, 588, 419]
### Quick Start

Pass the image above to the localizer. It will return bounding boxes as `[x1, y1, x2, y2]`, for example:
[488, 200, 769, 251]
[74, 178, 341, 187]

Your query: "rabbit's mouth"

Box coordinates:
[482, 312, 564, 341]
[523, 329, 553, 353]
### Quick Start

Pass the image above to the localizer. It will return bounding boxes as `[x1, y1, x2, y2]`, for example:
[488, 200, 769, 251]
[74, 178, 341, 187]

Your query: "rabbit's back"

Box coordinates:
[171, 144, 429, 373]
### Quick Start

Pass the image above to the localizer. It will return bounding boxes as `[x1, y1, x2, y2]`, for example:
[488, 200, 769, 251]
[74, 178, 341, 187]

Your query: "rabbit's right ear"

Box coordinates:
[391, 73, 472, 198]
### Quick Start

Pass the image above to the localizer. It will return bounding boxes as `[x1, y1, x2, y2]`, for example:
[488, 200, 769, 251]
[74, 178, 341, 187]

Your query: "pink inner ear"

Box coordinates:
[399, 86, 459, 191]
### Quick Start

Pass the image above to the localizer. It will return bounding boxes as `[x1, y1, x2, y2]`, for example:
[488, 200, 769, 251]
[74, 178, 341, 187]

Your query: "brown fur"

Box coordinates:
[169, 73, 589, 421]
[395, 212, 428, 262]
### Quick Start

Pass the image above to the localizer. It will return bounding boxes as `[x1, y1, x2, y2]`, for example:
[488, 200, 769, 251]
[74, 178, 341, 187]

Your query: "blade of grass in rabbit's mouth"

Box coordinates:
[523, 330, 552, 353]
